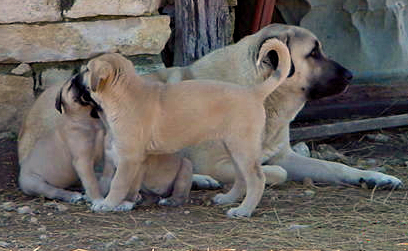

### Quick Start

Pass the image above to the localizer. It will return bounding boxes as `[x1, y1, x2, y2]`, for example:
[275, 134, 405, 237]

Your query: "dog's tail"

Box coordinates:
[253, 38, 291, 99]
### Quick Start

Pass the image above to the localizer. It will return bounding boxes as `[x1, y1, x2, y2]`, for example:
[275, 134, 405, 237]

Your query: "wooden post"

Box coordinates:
[173, 0, 234, 66]
[251, 0, 276, 33]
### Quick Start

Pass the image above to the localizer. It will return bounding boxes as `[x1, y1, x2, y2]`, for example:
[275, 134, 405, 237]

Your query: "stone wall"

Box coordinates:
[276, 0, 408, 82]
[0, 0, 171, 133]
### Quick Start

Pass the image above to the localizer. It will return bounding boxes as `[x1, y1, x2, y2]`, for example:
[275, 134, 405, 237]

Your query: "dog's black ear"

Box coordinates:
[55, 89, 64, 113]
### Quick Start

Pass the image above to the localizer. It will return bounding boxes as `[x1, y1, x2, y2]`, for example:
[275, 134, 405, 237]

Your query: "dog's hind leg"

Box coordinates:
[216, 140, 265, 218]
[19, 174, 83, 203]
[212, 142, 247, 205]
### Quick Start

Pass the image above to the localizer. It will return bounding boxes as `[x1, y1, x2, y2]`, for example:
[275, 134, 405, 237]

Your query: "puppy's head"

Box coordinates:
[81, 53, 136, 93]
[55, 72, 100, 118]
[254, 24, 352, 101]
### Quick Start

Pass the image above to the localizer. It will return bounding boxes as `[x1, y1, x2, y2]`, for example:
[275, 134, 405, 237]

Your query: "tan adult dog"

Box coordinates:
[78, 39, 291, 217]
[146, 23, 403, 190]
[18, 75, 193, 207]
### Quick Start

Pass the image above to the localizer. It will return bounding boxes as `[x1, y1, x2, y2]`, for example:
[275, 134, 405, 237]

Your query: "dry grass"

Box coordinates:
[1, 127, 408, 251]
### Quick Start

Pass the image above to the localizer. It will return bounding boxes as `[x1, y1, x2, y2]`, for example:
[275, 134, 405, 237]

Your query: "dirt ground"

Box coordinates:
[1, 127, 408, 251]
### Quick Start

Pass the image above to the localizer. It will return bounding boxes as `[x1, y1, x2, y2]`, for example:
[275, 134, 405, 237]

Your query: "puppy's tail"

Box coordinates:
[253, 38, 291, 99]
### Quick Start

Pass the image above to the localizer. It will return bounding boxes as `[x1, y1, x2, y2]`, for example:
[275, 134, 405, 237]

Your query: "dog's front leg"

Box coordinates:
[73, 157, 103, 202]
[91, 157, 142, 212]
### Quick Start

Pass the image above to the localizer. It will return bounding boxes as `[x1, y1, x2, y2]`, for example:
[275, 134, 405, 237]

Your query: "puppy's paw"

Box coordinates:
[113, 201, 135, 212]
[91, 199, 111, 212]
[158, 198, 183, 207]
[68, 192, 85, 204]
[91, 199, 135, 212]
[192, 174, 222, 190]
[212, 193, 236, 205]
[226, 207, 252, 218]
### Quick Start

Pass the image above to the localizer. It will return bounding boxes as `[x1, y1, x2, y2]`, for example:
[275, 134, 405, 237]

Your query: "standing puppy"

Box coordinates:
[80, 38, 291, 217]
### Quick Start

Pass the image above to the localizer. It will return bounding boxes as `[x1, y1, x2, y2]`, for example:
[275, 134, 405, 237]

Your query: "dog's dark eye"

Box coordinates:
[309, 48, 319, 58]
[308, 41, 321, 59]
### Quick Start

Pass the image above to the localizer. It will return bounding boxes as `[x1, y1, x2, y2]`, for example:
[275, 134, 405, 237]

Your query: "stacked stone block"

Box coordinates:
[0, 0, 171, 133]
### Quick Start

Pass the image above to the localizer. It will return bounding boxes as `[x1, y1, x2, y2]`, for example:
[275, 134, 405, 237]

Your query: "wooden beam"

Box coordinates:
[290, 114, 408, 141]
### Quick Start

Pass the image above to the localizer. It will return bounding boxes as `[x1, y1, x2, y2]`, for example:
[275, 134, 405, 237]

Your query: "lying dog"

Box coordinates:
[78, 39, 291, 217]
[18, 75, 192, 207]
[146, 23, 403, 189]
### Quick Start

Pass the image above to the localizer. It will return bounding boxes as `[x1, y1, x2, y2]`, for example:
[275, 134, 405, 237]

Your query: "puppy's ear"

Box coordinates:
[55, 88, 64, 114]
[90, 60, 113, 92]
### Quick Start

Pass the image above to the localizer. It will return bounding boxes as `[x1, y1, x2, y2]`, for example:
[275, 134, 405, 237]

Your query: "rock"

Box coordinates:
[17, 206, 33, 214]
[0, 75, 35, 133]
[104, 240, 118, 249]
[365, 158, 378, 167]
[63, 0, 162, 19]
[312, 144, 347, 162]
[1, 202, 17, 212]
[366, 134, 390, 143]
[125, 235, 141, 245]
[39, 234, 47, 240]
[303, 189, 315, 197]
[163, 231, 176, 240]
[44, 202, 68, 212]
[183, 210, 190, 215]
[0, 16, 171, 63]
[292, 142, 311, 157]
[277, 0, 408, 81]
[133, 54, 165, 75]
[30, 217, 38, 224]
[37, 226, 47, 232]
[11, 63, 32, 76]
[144, 220, 152, 226]
[39, 68, 75, 91]
[0, 0, 60, 24]
[0, 241, 10, 248]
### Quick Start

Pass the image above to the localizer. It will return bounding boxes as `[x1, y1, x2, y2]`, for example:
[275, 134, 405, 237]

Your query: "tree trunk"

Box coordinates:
[174, 0, 234, 66]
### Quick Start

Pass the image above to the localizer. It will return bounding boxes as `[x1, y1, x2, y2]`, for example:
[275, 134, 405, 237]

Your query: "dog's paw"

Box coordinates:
[226, 207, 252, 218]
[113, 201, 135, 212]
[91, 199, 135, 212]
[192, 174, 222, 190]
[91, 199, 111, 212]
[360, 172, 403, 189]
[212, 193, 236, 205]
[68, 192, 85, 204]
[158, 198, 183, 207]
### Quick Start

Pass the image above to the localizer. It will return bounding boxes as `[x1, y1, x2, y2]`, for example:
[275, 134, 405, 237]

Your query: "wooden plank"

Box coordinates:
[290, 114, 408, 141]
